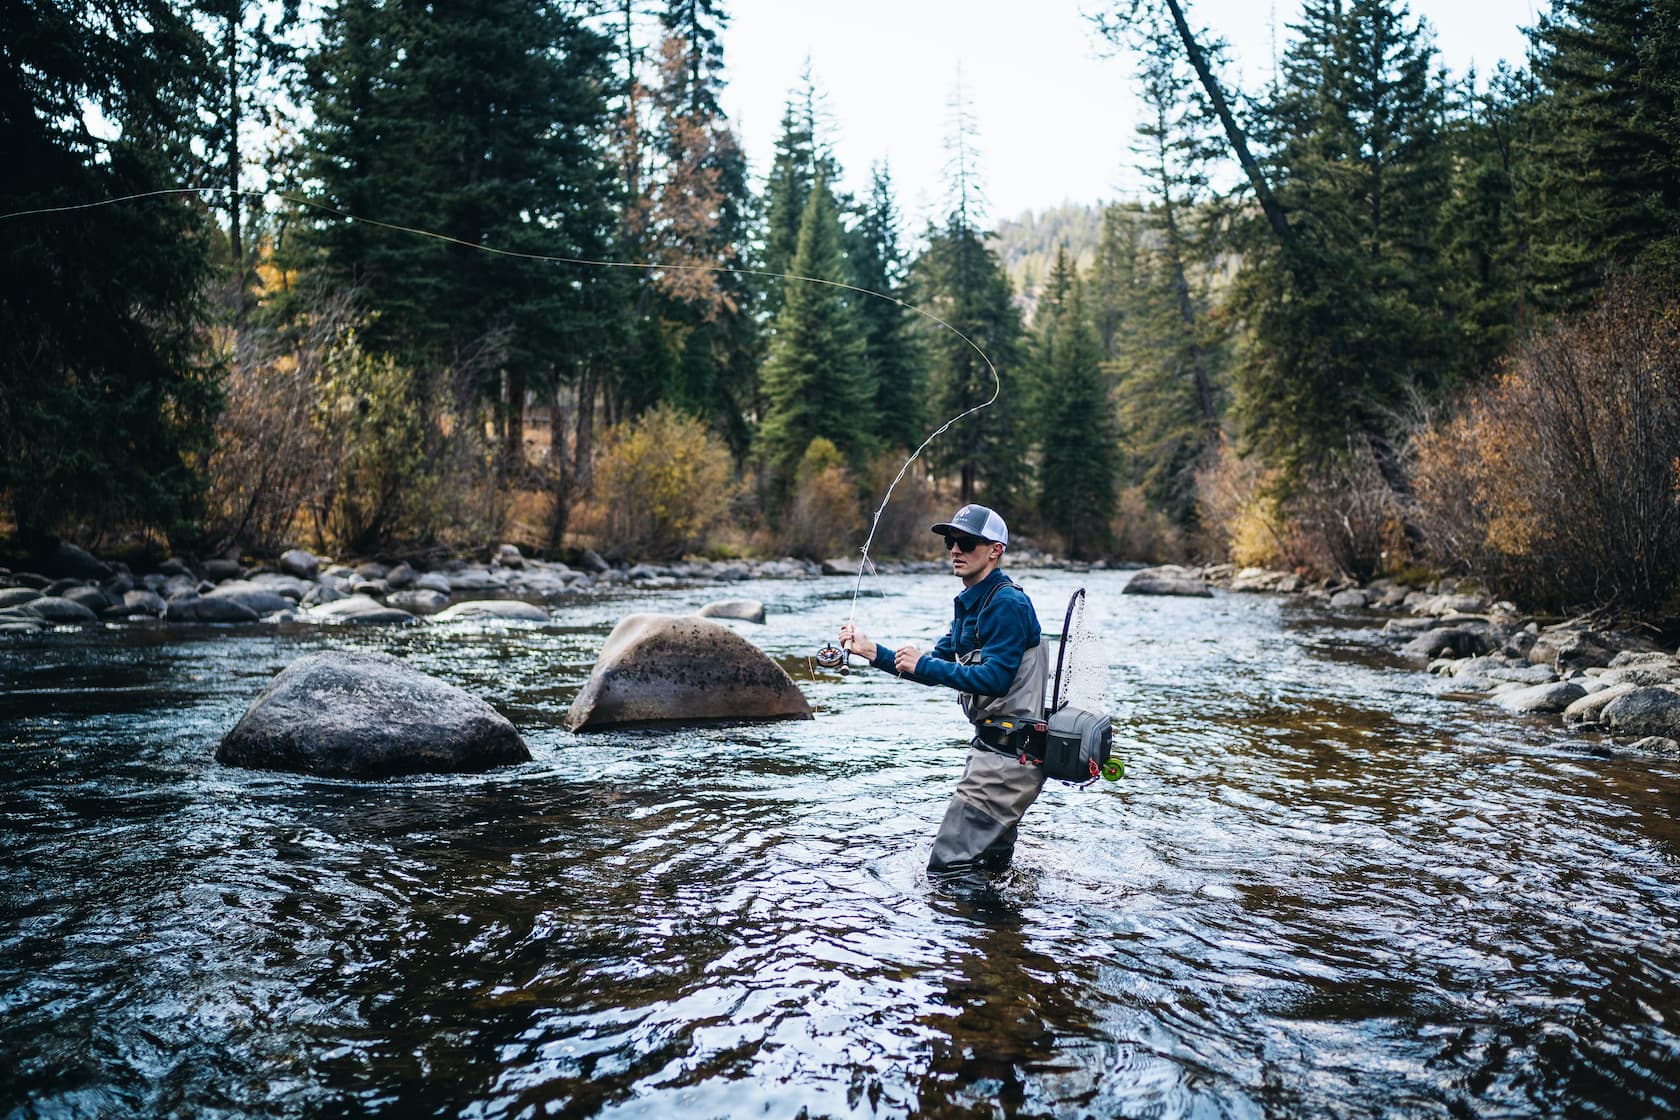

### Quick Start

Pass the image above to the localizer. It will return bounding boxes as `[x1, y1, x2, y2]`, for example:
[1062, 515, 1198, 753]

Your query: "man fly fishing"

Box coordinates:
[839, 504, 1048, 890]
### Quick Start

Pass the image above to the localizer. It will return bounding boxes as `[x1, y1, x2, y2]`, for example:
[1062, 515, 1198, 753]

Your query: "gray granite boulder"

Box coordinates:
[1563, 682, 1639, 725]
[0, 588, 42, 609]
[217, 650, 530, 778]
[415, 571, 453, 594]
[62, 585, 110, 612]
[388, 588, 450, 615]
[278, 549, 321, 580]
[302, 595, 415, 625]
[1123, 566, 1212, 598]
[1329, 588, 1370, 609]
[1404, 625, 1495, 660]
[1598, 659, 1680, 687]
[1529, 629, 1617, 672]
[122, 589, 168, 617]
[14, 595, 101, 623]
[1493, 680, 1588, 714]
[250, 572, 315, 600]
[1599, 687, 1680, 739]
[202, 558, 243, 582]
[165, 595, 260, 623]
[433, 599, 548, 622]
[697, 599, 767, 624]
[205, 581, 295, 614]
[566, 613, 813, 731]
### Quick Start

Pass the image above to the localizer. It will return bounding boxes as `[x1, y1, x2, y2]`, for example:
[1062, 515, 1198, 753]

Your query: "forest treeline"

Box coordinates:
[3, 0, 1679, 614]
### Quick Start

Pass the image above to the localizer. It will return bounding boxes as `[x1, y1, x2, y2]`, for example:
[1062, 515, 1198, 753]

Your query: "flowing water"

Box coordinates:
[2, 569, 1677, 1119]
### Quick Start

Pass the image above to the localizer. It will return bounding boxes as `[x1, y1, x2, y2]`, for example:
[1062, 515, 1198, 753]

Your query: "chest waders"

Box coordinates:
[927, 577, 1049, 886]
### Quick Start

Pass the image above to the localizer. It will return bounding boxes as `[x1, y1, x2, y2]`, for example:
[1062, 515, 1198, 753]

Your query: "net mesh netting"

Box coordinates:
[1053, 589, 1109, 713]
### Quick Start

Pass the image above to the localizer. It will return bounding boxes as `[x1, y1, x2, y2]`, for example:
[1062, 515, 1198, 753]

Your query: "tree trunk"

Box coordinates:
[1162, 0, 1292, 247]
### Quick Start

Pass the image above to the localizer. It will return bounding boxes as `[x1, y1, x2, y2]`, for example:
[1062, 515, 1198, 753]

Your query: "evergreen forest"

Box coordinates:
[4, 0, 1679, 615]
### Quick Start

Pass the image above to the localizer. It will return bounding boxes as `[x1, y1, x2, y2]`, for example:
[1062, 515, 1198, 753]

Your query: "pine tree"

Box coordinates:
[847, 164, 924, 454]
[297, 0, 622, 463]
[761, 68, 839, 319]
[1033, 266, 1117, 559]
[1525, 0, 1680, 305]
[1089, 202, 1147, 364]
[1441, 64, 1538, 373]
[911, 218, 1025, 510]
[197, 0, 300, 323]
[1235, 0, 1457, 476]
[1, 0, 221, 543]
[757, 179, 873, 495]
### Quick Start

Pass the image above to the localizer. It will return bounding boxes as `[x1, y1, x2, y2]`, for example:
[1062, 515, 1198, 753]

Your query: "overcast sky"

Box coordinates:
[717, 0, 1539, 227]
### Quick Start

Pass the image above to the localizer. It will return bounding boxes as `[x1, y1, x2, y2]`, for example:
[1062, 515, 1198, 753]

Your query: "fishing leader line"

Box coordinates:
[4, 184, 1002, 639]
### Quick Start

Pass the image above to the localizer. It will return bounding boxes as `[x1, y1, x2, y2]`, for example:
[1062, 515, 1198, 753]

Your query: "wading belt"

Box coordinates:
[975, 715, 1047, 755]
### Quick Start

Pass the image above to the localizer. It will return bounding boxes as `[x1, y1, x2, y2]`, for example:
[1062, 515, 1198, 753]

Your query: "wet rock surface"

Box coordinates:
[217, 650, 530, 778]
[566, 613, 813, 731]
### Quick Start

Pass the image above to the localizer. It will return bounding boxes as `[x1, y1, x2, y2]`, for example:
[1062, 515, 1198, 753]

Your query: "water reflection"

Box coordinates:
[1, 571, 1678, 1117]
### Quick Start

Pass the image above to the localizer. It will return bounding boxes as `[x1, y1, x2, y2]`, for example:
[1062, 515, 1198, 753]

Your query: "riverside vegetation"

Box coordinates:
[4, 0, 1679, 624]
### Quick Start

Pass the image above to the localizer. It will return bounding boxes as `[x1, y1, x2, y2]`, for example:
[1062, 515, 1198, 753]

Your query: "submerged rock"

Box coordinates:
[566, 613, 812, 731]
[432, 599, 548, 622]
[302, 595, 416, 625]
[217, 651, 530, 778]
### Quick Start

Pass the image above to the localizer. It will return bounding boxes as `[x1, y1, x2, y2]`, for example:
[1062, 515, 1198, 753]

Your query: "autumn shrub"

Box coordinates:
[1110, 487, 1192, 564]
[777, 438, 865, 561]
[1411, 275, 1680, 612]
[577, 404, 737, 560]
[859, 449, 941, 559]
[1285, 438, 1407, 582]
[205, 290, 504, 556]
[205, 293, 351, 552]
[1194, 439, 1291, 569]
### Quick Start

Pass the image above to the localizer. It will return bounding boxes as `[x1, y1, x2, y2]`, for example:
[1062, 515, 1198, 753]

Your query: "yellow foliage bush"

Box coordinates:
[777, 438, 865, 560]
[578, 405, 737, 560]
[1194, 440, 1290, 570]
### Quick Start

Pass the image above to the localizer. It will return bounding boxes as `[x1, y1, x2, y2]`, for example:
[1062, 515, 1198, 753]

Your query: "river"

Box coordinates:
[2, 568, 1677, 1118]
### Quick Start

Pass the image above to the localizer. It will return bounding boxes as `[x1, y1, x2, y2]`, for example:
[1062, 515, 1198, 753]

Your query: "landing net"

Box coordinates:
[1052, 588, 1109, 714]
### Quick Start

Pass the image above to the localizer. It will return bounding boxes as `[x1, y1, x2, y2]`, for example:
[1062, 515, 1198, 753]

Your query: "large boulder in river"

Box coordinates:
[217, 651, 530, 778]
[1123, 566, 1212, 598]
[566, 613, 812, 731]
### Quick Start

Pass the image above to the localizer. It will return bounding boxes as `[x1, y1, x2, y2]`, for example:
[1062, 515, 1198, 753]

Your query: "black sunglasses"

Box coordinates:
[943, 535, 985, 552]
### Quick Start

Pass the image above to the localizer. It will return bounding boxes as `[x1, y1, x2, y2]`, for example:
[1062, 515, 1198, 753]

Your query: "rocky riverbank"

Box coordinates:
[0, 540, 938, 635]
[1199, 563, 1680, 760]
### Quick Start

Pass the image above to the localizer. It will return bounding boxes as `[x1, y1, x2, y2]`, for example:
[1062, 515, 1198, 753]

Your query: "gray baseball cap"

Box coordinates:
[930, 504, 1009, 545]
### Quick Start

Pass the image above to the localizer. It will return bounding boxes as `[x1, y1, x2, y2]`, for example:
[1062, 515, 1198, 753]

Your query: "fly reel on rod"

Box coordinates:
[814, 642, 850, 675]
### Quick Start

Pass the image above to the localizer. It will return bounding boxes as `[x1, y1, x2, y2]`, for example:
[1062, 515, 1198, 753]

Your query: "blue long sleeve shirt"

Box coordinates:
[869, 568, 1041, 698]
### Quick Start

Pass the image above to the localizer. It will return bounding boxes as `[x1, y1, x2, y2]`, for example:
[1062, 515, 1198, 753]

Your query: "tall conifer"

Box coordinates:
[2, 0, 221, 542]
[757, 180, 873, 497]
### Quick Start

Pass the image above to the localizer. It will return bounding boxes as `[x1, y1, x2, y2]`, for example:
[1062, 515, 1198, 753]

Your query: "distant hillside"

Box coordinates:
[990, 202, 1105, 324]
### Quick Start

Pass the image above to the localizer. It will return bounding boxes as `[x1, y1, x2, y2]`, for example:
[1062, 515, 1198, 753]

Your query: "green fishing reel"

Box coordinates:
[1100, 757, 1125, 782]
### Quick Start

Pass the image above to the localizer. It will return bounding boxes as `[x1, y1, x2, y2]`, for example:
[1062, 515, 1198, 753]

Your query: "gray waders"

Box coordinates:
[927, 626, 1048, 888]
